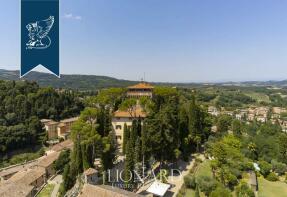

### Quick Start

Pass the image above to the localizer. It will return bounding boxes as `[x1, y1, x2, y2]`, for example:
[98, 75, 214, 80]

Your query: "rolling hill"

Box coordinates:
[0, 69, 137, 91]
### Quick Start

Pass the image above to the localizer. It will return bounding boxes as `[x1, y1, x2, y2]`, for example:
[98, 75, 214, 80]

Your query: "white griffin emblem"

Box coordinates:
[26, 16, 54, 50]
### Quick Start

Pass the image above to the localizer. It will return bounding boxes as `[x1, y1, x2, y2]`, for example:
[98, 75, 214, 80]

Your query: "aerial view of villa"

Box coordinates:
[1, 0, 287, 197]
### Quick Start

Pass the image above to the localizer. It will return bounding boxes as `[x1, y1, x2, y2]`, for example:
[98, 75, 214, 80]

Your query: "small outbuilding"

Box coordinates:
[84, 168, 99, 185]
[146, 181, 170, 197]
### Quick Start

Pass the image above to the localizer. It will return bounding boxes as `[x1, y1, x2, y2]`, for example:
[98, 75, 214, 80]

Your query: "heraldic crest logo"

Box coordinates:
[26, 16, 54, 50]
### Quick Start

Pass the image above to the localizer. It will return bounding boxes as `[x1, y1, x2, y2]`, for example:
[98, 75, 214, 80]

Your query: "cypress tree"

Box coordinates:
[134, 137, 141, 164]
[130, 120, 138, 150]
[104, 106, 111, 136]
[81, 142, 91, 170]
[124, 138, 134, 190]
[189, 93, 204, 152]
[73, 136, 83, 174]
[123, 123, 129, 154]
[141, 121, 148, 162]
[101, 133, 116, 171]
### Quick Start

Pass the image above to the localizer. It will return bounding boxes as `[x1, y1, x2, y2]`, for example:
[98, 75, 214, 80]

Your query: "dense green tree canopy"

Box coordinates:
[0, 80, 83, 155]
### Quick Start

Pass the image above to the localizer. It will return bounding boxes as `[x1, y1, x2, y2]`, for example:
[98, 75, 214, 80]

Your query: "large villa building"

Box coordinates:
[112, 106, 146, 153]
[112, 82, 153, 152]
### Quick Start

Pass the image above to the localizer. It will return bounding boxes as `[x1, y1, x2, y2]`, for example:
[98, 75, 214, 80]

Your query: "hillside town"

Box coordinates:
[208, 106, 287, 132]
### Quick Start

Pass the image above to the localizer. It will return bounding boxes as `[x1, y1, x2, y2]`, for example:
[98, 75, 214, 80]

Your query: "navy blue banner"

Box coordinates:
[21, 0, 59, 77]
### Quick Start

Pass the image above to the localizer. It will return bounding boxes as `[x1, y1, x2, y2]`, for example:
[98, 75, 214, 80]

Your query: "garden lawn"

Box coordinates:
[195, 160, 213, 178]
[258, 177, 287, 197]
[38, 184, 55, 197]
[185, 189, 195, 197]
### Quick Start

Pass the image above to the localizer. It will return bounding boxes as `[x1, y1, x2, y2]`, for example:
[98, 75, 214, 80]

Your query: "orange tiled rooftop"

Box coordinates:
[127, 82, 154, 90]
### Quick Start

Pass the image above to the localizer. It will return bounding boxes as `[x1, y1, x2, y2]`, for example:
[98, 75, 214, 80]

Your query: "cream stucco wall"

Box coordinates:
[112, 117, 133, 153]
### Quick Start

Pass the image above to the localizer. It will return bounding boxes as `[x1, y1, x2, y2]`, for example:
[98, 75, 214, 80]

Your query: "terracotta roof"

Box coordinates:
[78, 184, 144, 197]
[0, 167, 45, 197]
[114, 107, 147, 118]
[37, 151, 60, 168]
[84, 168, 98, 176]
[9, 167, 45, 185]
[50, 139, 73, 152]
[0, 182, 34, 197]
[128, 83, 154, 90]
[45, 121, 59, 126]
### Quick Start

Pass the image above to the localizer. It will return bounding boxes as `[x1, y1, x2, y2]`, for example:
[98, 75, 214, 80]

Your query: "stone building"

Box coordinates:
[127, 83, 154, 98]
[112, 106, 146, 152]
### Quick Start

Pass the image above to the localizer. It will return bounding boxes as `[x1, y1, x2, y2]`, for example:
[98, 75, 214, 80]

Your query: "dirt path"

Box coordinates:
[48, 175, 63, 197]
[168, 154, 205, 196]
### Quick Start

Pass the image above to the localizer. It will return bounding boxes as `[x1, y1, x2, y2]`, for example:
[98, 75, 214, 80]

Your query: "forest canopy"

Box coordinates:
[0, 80, 84, 155]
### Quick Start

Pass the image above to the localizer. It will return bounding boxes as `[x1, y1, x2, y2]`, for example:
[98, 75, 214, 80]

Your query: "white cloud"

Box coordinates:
[64, 13, 82, 20]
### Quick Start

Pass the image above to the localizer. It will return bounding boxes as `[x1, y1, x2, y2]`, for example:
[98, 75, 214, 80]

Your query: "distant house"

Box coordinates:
[256, 116, 266, 123]
[127, 82, 154, 98]
[41, 117, 79, 140]
[42, 120, 58, 139]
[78, 184, 144, 197]
[57, 117, 79, 139]
[112, 106, 146, 152]
[248, 114, 255, 121]
[208, 106, 220, 116]
[235, 113, 243, 120]
[280, 120, 287, 132]
[273, 107, 287, 115]
[84, 168, 99, 185]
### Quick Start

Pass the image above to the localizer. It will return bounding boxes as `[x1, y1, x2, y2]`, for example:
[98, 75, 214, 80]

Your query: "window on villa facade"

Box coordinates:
[116, 135, 122, 140]
[116, 125, 122, 130]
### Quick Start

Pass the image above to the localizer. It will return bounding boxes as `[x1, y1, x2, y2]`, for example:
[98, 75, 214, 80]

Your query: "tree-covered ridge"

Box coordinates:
[0, 69, 138, 91]
[0, 80, 84, 155]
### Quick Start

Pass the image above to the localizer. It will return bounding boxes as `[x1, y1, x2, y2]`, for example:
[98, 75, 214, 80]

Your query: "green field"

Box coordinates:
[258, 177, 287, 197]
[244, 92, 270, 103]
[38, 184, 55, 197]
[185, 189, 206, 197]
[185, 189, 195, 197]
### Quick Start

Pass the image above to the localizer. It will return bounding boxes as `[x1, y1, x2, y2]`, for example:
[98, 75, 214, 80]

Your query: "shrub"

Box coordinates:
[259, 160, 272, 177]
[210, 186, 232, 197]
[197, 175, 217, 196]
[184, 175, 196, 189]
[227, 173, 238, 187]
[271, 160, 287, 176]
[266, 172, 278, 182]
[235, 181, 255, 197]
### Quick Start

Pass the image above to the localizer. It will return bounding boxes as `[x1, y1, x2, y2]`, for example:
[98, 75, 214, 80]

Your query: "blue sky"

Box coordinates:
[1, 0, 287, 82]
